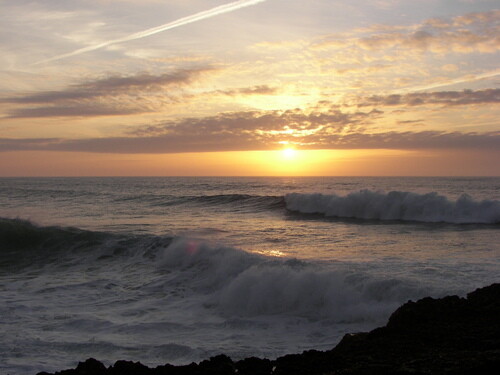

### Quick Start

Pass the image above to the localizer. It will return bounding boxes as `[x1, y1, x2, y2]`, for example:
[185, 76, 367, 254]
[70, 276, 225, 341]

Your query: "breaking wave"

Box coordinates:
[159, 239, 431, 321]
[114, 190, 498, 223]
[0, 218, 431, 322]
[285, 190, 500, 224]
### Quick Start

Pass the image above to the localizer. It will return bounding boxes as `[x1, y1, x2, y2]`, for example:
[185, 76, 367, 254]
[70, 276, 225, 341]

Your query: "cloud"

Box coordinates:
[1, 130, 497, 154]
[0, 107, 379, 152]
[397, 119, 424, 125]
[5, 104, 147, 118]
[4, 67, 213, 103]
[315, 10, 500, 55]
[0, 108, 498, 153]
[2, 68, 282, 118]
[358, 88, 500, 107]
[453, 10, 500, 26]
[398, 70, 500, 92]
[216, 85, 278, 96]
[441, 64, 459, 72]
[2, 67, 215, 117]
[305, 131, 500, 151]
[127, 108, 378, 138]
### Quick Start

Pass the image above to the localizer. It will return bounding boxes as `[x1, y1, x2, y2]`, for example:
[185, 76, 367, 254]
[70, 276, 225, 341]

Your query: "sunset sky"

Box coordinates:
[0, 0, 498, 176]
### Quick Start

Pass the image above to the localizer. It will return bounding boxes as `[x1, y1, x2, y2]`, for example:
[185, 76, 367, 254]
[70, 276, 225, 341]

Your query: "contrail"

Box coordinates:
[33, 0, 269, 65]
[397, 69, 500, 93]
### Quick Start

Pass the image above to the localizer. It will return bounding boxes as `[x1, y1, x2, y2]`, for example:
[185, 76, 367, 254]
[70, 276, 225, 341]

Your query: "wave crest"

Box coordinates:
[159, 239, 428, 321]
[171, 194, 284, 211]
[0, 218, 151, 269]
[285, 190, 500, 224]
[0, 217, 109, 251]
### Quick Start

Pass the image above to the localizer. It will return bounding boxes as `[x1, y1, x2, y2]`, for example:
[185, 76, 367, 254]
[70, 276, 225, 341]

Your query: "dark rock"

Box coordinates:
[153, 362, 199, 375]
[273, 350, 335, 375]
[235, 357, 272, 375]
[198, 355, 234, 375]
[326, 283, 500, 374]
[108, 360, 150, 375]
[35, 358, 107, 375]
[36, 283, 500, 375]
[75, 359, 107, 375]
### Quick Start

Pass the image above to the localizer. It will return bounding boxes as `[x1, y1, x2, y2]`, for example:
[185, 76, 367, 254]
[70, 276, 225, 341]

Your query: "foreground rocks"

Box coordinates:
[38, 283, 500, 375]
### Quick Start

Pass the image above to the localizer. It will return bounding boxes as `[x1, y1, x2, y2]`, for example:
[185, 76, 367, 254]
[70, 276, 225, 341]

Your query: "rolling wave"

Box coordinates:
[0, 218, 110, 251]
[110, 190, 498, 223]
[0, 218, 431, 321]
[285, 190, 500, 224]
[170, 194, 284, 210]
[0, 218, 171, 269]
[112, 193, 284, 210]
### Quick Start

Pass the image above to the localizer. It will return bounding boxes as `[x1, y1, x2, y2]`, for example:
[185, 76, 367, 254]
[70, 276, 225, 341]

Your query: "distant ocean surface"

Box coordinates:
[1, 177, 499, 374]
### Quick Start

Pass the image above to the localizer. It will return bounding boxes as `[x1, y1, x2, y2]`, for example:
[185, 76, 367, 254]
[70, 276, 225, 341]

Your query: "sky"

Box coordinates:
[0, 0, 499, 176]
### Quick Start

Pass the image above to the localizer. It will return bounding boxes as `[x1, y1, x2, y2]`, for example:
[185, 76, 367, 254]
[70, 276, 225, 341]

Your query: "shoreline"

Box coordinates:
[37, 283, 500, 375]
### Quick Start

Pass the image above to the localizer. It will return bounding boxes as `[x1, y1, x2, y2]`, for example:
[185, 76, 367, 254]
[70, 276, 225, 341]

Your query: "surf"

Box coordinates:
[285, 190, 500, 224]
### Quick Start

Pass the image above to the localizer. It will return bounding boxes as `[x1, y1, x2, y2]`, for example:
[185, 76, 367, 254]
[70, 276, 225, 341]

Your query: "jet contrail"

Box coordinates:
[33, 0, 269, 65]
[396, 69, 500, 93]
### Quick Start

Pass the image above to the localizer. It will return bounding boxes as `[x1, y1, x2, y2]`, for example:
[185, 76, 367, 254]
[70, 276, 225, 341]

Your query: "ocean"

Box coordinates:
[1, 176, 499, 374]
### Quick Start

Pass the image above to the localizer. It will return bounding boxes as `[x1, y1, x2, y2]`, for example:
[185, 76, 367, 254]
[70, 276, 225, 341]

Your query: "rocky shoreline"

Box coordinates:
[38, 283, 500, 375]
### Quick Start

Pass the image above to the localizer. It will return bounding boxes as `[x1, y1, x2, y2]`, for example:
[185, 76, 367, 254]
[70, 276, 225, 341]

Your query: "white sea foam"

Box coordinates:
[285, 190, 500, 224]
[159, 239, 430, 322]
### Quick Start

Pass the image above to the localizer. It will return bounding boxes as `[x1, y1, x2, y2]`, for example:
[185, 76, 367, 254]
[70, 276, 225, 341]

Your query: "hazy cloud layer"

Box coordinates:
[242, 10, 499, 99]
[358, 88, 500, 107]
[2, 67, 215, 118]
[5, 105, 146, 118]
[315, 10, 500, 55]
[4, 68, 213, 103]
[1, 69, 284, 118]
[1, 131, 497, 154]
[216, 85, 278, 96]
[1, 105, 498, 153]
[128, 108, 379, 141]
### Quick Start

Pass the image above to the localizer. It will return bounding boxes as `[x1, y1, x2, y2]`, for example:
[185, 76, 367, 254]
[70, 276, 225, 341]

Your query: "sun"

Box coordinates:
[282, 147, 297, 159]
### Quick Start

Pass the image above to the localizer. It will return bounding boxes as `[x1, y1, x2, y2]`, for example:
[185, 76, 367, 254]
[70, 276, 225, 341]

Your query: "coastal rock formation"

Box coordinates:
[37, 283, 500, 375]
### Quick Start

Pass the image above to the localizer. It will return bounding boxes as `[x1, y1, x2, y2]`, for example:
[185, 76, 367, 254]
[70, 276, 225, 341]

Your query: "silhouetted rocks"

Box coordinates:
[235, 357, 273, 375]
[37, 358, 107, 375]
[37, 283, 500, 375]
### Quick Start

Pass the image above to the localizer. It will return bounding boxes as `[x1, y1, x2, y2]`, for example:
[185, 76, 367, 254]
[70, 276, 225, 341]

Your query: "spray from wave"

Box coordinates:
[285, 190, 500, 224]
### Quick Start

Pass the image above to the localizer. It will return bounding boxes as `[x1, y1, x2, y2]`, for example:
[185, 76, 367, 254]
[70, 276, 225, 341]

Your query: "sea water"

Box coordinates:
[0, 177, 499, 374]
